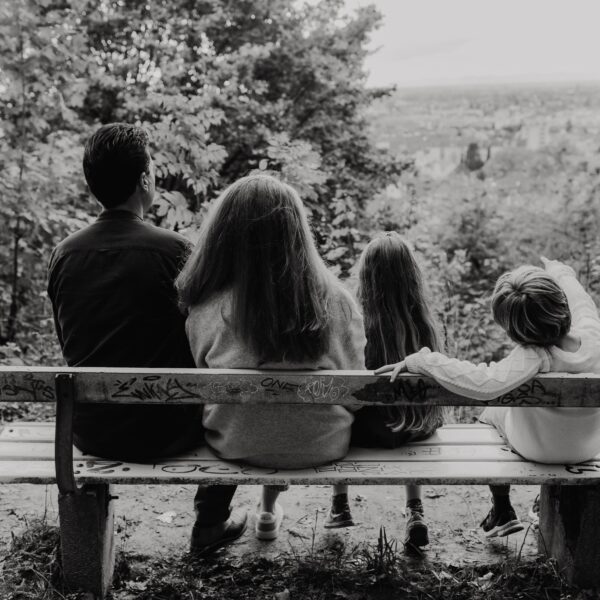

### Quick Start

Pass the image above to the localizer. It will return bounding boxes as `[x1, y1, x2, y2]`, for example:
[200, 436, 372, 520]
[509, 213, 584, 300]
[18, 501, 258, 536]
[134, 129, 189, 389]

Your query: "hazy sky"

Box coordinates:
[343, 0, 600, 87]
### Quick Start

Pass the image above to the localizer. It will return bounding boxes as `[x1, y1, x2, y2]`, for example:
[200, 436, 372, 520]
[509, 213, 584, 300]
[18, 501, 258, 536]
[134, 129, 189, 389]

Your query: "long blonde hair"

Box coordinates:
[176, 174, 337, 363]
[358, 232, 445, 434]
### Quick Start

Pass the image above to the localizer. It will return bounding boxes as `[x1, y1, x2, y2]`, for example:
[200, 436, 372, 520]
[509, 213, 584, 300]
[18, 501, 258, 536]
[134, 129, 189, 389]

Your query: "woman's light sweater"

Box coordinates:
[403, 262, 600, 464]
[186, 285, 366, 469]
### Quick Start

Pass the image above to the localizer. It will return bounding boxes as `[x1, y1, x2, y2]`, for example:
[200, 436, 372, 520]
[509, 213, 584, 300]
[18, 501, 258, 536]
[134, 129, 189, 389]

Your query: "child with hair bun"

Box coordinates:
[377, 257, 600, 538]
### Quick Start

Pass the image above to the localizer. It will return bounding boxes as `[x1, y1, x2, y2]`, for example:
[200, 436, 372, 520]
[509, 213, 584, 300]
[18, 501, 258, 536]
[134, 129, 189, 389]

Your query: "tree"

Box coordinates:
[0, 0, 401, 361]
[0, 0, 91, 356]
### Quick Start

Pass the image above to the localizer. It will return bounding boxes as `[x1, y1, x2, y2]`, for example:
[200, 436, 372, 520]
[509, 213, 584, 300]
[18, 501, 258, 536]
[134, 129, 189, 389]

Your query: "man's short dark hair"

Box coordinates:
[83, 123, 150, 208]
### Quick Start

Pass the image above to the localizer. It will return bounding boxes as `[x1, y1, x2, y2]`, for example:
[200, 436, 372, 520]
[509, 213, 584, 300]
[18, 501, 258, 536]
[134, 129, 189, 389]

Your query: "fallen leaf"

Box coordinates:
[125, 581, 148, 591]
[425, 489, 446, 499]
[156, 511, 177, 524]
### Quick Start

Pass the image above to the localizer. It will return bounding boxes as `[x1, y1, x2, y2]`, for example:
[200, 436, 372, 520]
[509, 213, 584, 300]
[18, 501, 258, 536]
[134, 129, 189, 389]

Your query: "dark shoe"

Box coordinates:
[480, 505, 524, 538]
[324, 494, 354, 528]
[404, 509, 429, 548]
[190, 511, 248, 555]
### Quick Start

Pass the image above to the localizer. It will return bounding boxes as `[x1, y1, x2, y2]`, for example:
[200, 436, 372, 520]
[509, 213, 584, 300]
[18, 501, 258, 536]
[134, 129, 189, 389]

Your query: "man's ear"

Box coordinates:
[139, 171, 149, 191]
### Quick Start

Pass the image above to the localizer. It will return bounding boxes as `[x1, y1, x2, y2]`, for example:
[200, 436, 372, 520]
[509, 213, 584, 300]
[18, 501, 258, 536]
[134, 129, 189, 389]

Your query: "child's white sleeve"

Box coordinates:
[547, 263, 600, 339]
[404, 346, 545, 402]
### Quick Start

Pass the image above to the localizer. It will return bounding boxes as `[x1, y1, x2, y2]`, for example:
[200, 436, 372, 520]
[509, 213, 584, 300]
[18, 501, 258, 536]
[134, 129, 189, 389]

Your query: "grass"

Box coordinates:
[1, 519, 596, 600]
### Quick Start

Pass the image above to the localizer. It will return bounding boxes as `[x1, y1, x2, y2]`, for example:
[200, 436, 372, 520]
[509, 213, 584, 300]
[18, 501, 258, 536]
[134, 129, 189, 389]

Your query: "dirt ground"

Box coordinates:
[0, 482, 540, 566]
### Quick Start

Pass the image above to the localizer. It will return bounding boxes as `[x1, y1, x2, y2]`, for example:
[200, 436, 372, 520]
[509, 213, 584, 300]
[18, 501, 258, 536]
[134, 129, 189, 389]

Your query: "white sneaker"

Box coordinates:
[255, 502, 284, 540]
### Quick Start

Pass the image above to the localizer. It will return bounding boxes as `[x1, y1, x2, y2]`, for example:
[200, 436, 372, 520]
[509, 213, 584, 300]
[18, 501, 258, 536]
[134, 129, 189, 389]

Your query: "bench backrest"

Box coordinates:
[2, 366, 600, 407]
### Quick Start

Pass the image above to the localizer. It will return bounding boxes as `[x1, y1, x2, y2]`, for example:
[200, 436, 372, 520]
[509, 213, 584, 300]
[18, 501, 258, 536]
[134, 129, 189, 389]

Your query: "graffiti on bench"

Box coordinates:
[353, 376, 552, 407]
[159, 464, 278, 475]
[566, 462, 600, 475]
[0, 372, 55, 403]
[493, 379, 550, 407]
[352, 377, 432, 406]
[74, 461, 131, 475]
[111, 376, 205, 402]
[260, 377, 299, 395]
[313, 461, 437, 475]
[72, 458, 600, 478]
[110, 374, 353, 404]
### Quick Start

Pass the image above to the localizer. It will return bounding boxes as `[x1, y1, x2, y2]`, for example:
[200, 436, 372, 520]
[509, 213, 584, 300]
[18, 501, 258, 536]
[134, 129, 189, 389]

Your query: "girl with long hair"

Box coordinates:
[176, 173, 365, 554]
[326, 232, 444, 550]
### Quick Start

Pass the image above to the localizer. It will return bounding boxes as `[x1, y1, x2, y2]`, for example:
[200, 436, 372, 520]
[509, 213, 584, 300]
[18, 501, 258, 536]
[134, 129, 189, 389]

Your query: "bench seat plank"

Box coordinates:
[0, 423, 55, 442]
[0, 442, 525, 462]
[1, 455, 599, 486]
[0, 423, 505, 446]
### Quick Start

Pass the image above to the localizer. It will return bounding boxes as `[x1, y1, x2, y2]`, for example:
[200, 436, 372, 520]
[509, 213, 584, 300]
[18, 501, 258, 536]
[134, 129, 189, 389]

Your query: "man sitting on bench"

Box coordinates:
[47, 124, 202, 462]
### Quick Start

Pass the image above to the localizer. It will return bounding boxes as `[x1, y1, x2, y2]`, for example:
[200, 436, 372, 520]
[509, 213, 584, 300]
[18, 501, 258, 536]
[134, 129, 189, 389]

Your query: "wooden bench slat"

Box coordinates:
[0, 461, 55, 483]
[69, 458, 600, 485]
[0, 442, 528, 462]
[3, 458, 597, 486]
[0, 424, 54, 442]
[4, 366, 600, 407]
[0, 423, 505, 447]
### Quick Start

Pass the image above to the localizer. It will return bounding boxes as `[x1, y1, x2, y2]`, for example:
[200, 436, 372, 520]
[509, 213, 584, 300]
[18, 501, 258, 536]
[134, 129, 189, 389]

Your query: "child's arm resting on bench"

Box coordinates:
[376, 345, 546, 402]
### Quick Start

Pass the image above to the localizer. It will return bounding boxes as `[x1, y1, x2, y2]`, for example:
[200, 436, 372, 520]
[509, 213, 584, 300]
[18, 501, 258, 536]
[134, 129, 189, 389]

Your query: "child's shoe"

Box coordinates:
[324, 493, 354, 528]
[255, 502, 284, 540]
[480, 504, 524, 538]
[404, 499, 429, 549]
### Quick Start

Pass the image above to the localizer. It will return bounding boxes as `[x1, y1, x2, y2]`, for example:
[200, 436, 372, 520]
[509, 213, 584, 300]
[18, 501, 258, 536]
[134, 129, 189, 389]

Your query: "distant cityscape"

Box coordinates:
[368, 82, 600, 180]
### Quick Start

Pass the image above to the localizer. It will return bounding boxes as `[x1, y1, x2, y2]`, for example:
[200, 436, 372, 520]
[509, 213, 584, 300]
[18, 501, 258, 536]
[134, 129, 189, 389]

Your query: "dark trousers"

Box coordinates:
[194, 485, 237, 526]
[74, 405, 205, 462]
[193, 483, 290, 526]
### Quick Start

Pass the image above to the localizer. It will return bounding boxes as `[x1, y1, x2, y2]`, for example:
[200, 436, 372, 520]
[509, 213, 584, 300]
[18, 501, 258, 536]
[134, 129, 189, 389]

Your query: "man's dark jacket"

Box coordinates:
[48, 210, 201, 460]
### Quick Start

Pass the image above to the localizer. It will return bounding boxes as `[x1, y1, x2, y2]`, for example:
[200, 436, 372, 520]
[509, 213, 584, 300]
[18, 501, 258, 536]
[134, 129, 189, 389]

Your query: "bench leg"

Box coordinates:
[58, 483, 115, 599]
[539, 483, 600, 588]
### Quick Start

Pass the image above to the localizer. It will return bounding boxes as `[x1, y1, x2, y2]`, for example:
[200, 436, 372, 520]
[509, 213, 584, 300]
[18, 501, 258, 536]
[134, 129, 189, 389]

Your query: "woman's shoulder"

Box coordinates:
[326, 282, 362, 326]
[187, 289, 233, 325]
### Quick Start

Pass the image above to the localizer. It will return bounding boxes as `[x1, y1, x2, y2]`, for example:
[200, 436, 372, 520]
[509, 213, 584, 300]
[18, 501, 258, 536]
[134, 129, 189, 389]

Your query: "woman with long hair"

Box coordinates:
[176, 173, 365, 554]
[326, 232, 444, 550]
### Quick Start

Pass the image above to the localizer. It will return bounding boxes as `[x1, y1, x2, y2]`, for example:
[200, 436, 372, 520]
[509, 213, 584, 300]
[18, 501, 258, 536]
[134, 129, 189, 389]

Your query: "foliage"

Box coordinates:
[1, 518, 589, 600]
[0, 0, 400, 364]
[368, 85, 600, 363]
[1, 3, 600, 372]
[0, 0, 93, 356]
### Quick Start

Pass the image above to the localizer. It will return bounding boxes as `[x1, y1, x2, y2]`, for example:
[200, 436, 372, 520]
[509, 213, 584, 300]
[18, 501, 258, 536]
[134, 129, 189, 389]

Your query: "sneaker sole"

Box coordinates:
[323, 518, 355, 529]
[256, 527, 280, 541]
[484, 519, 524, 538]
[255, 507, 284, 541]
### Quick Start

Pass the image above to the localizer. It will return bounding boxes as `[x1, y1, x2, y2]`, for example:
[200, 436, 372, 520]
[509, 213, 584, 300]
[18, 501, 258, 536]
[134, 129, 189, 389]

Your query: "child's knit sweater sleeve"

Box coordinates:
[546, 263, 600, 340]
[404, 346, 546, 401]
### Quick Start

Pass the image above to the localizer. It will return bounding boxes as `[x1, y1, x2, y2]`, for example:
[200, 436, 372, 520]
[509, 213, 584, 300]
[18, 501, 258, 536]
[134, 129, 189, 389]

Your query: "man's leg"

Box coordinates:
[194, 485, 237, 526]
[191, 485, 247, 554]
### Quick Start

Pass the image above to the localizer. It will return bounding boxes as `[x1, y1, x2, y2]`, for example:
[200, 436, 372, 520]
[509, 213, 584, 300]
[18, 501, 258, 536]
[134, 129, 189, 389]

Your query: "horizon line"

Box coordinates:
[367, 77, 600, 91]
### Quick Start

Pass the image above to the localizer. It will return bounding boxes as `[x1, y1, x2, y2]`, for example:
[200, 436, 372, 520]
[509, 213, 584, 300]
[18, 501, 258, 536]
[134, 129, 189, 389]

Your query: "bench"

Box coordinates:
[1, 366, 600, 598]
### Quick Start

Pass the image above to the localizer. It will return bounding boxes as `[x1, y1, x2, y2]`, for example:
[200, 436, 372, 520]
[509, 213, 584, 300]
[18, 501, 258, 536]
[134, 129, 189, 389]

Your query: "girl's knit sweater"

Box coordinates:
[186, 285, 366, 468]
[403, 262, 600, 464]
